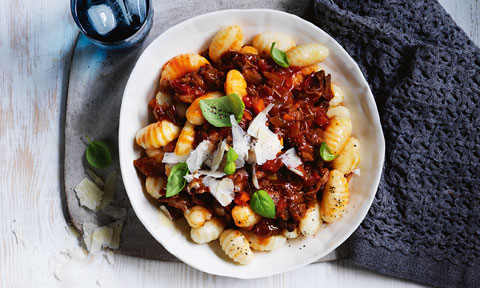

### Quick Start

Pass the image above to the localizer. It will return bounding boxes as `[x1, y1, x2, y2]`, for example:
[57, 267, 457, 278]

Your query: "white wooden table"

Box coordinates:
[1, 1, 478, 287]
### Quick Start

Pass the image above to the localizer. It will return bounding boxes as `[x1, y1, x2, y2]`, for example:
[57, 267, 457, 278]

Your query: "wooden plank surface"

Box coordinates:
[0, 1, 478, 287]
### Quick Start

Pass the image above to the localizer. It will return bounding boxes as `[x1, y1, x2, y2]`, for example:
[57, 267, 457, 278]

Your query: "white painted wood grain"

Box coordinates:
[0, 0, 477, 287]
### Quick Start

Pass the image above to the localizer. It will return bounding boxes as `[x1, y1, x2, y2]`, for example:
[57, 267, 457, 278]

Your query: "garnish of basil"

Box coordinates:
[226, 148, 238, 163]
[270, 42, 290, 68]
[85, 135, 112, 169]
[166, 162, 189, 197]
[250, 190, 276, 219]
[199, 93, 245, 127]
[320, 142, 339, 162]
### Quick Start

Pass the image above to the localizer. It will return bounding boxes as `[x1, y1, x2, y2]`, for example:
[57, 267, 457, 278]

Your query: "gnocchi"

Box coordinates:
[330, 84, 344, 107]
[160, 54, 210, 82]
[299, 202, 321, 236]
[332, 137, 360, 175]
[209, 25, 244, 62]
[219, 229, 254, 265]
[286, 43, 330, 67]
[244, 231, 287, 251]
[155, 91, 173, 105]
[239, 45, 258, 55]
[184, 205, 212, 228]
[225, 70, 247, 98]
[323, 117, 352, 155]
[185, 92, 222, 125]
[282, 228, 301, 239]
[174, 121, 196, 156]
[320, 170, 350, 223]
[252, 32, 296, 57]
[190, 218, 225, 244]
[231, 205, 261, 229]
[145, 147, 164, 161]
[135, 120, 181, 149]
[327, 106, 351, 119]
[145, 176, 166, 199]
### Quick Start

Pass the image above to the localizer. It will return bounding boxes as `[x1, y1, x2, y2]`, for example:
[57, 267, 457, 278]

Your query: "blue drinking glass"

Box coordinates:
[71, 0, 153, 50]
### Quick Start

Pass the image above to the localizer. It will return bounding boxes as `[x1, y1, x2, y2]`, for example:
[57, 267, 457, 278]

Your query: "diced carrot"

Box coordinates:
[282, 114, 295, 121]
[252, 98, 265, 114]
[234, 191, 250, 206]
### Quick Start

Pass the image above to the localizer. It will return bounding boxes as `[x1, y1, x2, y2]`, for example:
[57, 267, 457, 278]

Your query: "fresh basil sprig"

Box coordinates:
[224, 148, 239, 175]
[199, 93, 245, 127]
[85, 135, 112, 169]
[270, 42, 290, 68]
[250, 190, 276, 218]
[166, 162, 189, 197]
[319, 142, 339, 162]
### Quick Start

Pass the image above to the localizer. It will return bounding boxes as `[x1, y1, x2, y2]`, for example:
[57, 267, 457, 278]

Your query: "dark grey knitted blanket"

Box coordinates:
[312, 0, 480, 287]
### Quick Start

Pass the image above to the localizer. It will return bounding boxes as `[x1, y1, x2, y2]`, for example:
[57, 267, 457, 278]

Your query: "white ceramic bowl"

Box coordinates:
[119, 9, 385, 279]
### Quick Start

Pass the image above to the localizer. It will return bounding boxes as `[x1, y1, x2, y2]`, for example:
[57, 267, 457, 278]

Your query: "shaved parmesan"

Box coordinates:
[90, 226, 113, 254]
[162, 152, 190, 164]
[86, 168, 104, 188]
[159, 205, 174, 221]
[187, 140, 214, 172]
[247, 104, 274, 138]
[230, 115, 250, 166]
[253, 126, 283, 165]
[196, 170, 225, 178]
[210, 140, 227, 171]
[107, 220, 123, 249]
[82, 222, 97, 251]
[75, 178, 103, 211]
[61, 246, 87, 261]
[352, 168, 361, 176]
[184, 174, 194, 183]
[202, 177, 234, 206]
[279, 148, 303, 176]
[99, 170, 117, 208]
[251, 162, 259, 189]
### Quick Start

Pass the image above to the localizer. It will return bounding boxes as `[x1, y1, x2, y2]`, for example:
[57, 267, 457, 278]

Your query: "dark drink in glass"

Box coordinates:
[71, 0, 153, 50]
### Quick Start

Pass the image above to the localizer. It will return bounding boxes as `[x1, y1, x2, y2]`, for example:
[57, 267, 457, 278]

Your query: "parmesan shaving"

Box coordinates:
[99, 170, 117, 208]
[186, 140, 214, 172]
[247, 104, 274, 138]
[107, 220, 124, 249]
[202, 177, 234, 206]
[82, 222, 98, 251]
[279, 148, 303, 176]
[86, 168, 104, 188]
[75, 178, 104, 211]
[162, 152, 190, 164]
[210, 139, 227, 171]
[184, 174, 194, 183]
[352, 168, 361, 176]
[159, 205, 174, 221]
[230, 115, 250, 166]
[251, 162, 259, 189]
[253, 126, 283, 165]
[90, 226, 113, 254]
[104, 250, 115, 264]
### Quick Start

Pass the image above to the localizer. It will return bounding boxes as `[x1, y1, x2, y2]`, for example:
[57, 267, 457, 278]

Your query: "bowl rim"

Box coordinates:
[119, 8, 385, 279]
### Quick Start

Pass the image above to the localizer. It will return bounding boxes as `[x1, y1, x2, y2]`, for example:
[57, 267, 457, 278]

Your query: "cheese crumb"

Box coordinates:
[202, 177, 234, 206]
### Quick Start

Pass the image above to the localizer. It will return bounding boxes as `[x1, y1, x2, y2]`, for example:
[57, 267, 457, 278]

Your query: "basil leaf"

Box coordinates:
[224, 161, 236, 175]
[199, 93, 245, 127]
[320, 142, 339, 162]
[250, 190, 276, 219]
[226, 148, 238, 163]
[85, 136, 112, 168]
[270, 42, 290, 68]
[166, 162, 189, 197]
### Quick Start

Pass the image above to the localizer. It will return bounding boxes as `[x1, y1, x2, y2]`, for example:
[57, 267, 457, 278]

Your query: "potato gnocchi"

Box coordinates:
[133, 25, 361, 265]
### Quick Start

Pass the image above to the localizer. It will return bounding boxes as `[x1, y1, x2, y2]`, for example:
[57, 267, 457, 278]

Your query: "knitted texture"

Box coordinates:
[313, 1, 480, 287]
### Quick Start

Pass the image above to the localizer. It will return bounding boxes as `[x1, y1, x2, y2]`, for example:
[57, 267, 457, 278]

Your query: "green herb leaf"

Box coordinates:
[250, 190, 276, 218]
[166, 162, 189, 197]
[270, 42, 290, 68]
[226, 148, 239, 163]
[319, 142, 339, 162]
[224, 161, 236, 175]
[199, 93, 245, 127]
[85, 136, 112, 169]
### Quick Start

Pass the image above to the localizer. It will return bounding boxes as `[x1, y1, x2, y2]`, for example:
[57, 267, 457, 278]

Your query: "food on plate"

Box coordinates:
[133, 25, 360, 264]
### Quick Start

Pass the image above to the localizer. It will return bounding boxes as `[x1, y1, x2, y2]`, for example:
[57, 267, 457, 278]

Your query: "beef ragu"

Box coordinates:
[133, 25, 359, 265]
[138, 50, 332, 235]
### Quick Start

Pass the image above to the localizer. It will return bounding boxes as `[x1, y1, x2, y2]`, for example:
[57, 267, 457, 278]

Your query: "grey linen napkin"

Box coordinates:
[312, 0, 480, 287]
